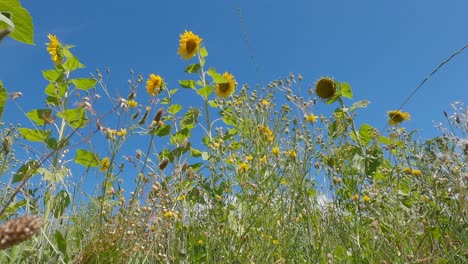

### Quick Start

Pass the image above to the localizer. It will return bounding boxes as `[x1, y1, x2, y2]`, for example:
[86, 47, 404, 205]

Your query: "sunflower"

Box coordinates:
[46, 34, 62, 65]
[100, 157, 110, 172]
[387, 110, 411, 126]
[315, 77, 336, 101]
[177, 30, 203, 60]
[146, 74, 164, 96]
[215, 72, 236, 99]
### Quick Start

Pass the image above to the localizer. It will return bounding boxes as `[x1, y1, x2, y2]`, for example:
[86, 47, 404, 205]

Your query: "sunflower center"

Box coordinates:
[218, 83, 230, 92]
[186, 40, 197, 54]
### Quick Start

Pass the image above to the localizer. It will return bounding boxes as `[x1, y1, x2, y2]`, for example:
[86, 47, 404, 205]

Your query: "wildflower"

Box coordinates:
[315, 77, 336, 101]
[363, 195, 370, 203]
[146, 74, 164, 96]
[411, 169, 422, 177]
[246, 155, 253, 161]
[46, 34, 62, 65]
[403, 167, 412, 174]
[164, 211, 173, 218]
[215, 72, 236, 99]
[272, 147, 280, 156]
[289, 150, 297, 158]
[197, 240, 204, 245]
[261, 99, 270, 106]
[116, 129, 127, 137]
[259, 156, 267, 164]
[0, 215, 44, 249]
[100, 157, 110, 172]
[305, 113, 318, 123]
[280, 178, 287, 185]
[387, 110, 411, 126]
[352, 194, 359, 201]
[272, 239, 280, 245]
[239, 162, 249, 171]
[128, 100, 138, 108]
[177, 30, 203, 60]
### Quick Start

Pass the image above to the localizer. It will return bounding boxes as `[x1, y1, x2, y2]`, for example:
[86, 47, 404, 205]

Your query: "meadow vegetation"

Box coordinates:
[0, 3, 467, 263]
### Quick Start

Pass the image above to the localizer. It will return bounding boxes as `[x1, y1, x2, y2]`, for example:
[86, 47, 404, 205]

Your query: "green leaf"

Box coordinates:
[71, 78, 97, 90]
[62, 50, 84, 71]
[154, 124, 171, 137]
[208, 100, 218, 108]
[57, 108, 88, 128]
[52, 190, 70, 218]
[199, 46, 208, 57]
[26, 109, 53, 126]
[181, 108, 200, 130]
[0, 12, 14, 28]
[340, 82, 353, 99]
[12, 160, 40, 183]
[46, 96, 60, 106]
[18, 128, 51, 142]
[179, 80, 196, 89]
[38, 167, 67, 183]
[207, 68, 227, 83]
[184, 63, 200, 73]
[191, 148, 202, 157]
[201, 152, 209, 161]
[45, 82, 67, 98]
[197, 86, 213, 97]
[46, 137, 57, 150]
[54, 230, 68, 257]
[350, 123, 374, 147]
[0, 81, 7, 121]
[42, 69, 64, 82]
[170, 128, 190, 145]
[74, 149, 99, 167]
[168, 104, 183, 115]
[0, 0, 34, 45]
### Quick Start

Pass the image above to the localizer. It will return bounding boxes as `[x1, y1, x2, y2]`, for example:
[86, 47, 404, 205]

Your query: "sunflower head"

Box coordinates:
[387, 110, 411, 126]
[146, 74, 164, 96]
[46, 34, 63, 65]
[178, 30, 203, 60]
[215, 72, 236, 99]
[315, 77, 337, 101]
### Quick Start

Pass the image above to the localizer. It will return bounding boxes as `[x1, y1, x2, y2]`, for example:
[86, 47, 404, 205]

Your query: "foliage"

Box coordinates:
[0, 28, 467, 264]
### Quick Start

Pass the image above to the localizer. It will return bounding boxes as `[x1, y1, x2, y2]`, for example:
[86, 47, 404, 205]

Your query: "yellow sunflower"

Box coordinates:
[315, 77, 336, 101]
[215, 72, 236, 99]
[177, 30, 203, 60]
[146, 74, 164, 96]
[387, 110, 411, 126]
[46, 34, 62, 65]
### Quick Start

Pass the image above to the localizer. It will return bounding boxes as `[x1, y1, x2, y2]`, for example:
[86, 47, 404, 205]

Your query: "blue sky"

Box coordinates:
[1, 0, 467, 138]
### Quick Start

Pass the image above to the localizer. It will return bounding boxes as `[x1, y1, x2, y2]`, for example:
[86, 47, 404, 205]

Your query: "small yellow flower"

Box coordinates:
[215, 72, 236, 99]
[146, 74, 164, 96]
[197, 240, 204, 245]
[261, 99, 270, 106]
[280, 178, 287, 185]
[388, 110, 411, 126]
[246, 155, 253, 161]
[239, 162, 249, 171]
[363, 195, 370, 203]
[411, 169, 422, 177]
[47, 34, 62, 65]
[315, 77, 336, 101]
[116, 129, 127, 137]
[289, 150, 297, 158]
[403, 167, 412, 174]
[259, 156, 267, 164]
[306, 113, 318, 123]
[128, 100, 138, 108]
[164, 211, 173, 218]
[178, 30, 203, 60]
[100, 157, 110, 172]
[272, 239, 280, 245]
[272, 147, 280, 156]
[352, 194, 359, 201]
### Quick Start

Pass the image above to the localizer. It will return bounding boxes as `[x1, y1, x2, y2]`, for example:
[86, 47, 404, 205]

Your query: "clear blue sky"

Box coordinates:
[1, 0, 467, 137]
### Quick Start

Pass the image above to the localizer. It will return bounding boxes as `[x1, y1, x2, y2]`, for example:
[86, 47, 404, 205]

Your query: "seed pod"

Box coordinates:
[0, 215, 44, 249]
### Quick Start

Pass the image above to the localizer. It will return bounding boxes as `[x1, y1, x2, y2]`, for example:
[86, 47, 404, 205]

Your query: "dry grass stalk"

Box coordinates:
[0, 215, 44, 250]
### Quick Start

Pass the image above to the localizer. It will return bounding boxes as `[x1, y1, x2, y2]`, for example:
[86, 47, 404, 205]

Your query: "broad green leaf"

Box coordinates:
[208, 100, 218, 107]
[26, 109, 53, 126]
[350, 123, 374, 147]
[62, 49, 84, 71]
[207, 68, 227, 83]
[12, 160, 40, 183]
[0, 81, 7, 121]
[378, 136, 391, 145]
[197, 86, 213, 97]
[184, 63, 200, 73]
[0, 0, 34, 45]
[52, 190, 70, 218]
[168, 104, 183, 115]
[18, 127, 51, 142]
[181, 108, 199, 129]
[154, 124, 171, 137]
[42, 69, 64, 82]
[179, 80, 196, 89]
[199, 46, 208, 57]
[74, 149, 99, 167]
[170, 88, 178, 95]
[54, 230, 68, 257]
[340, 82, 353, 99]
[191, 148, 202, 157]
[45, 96, 60, 105]
[45, 82, 67, 98]
[46, 137, 57, 150]
[71, 78, 97, 90]
[57, 108, 88, 128]
[169, 128, 190, 145]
